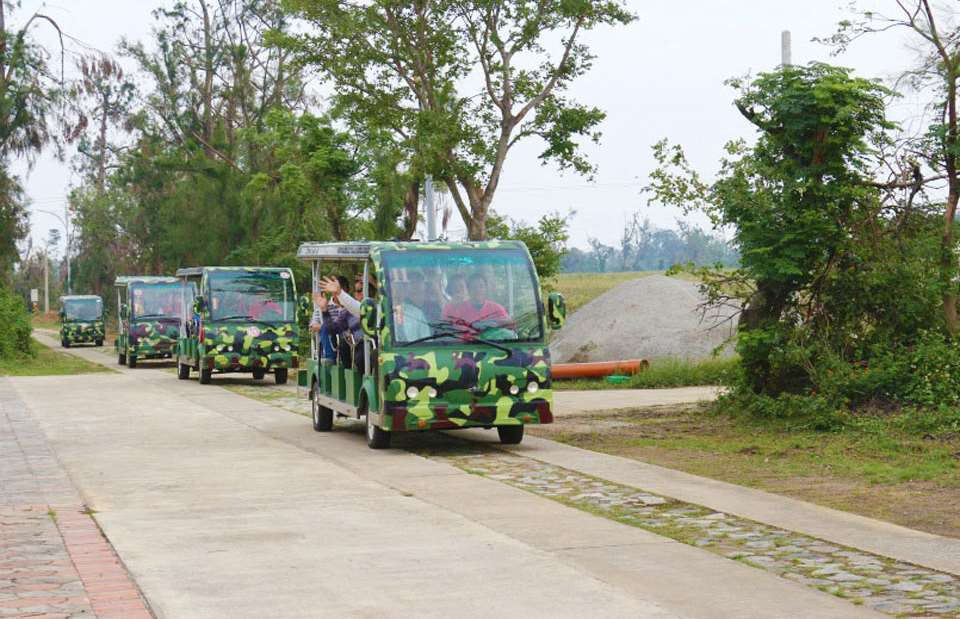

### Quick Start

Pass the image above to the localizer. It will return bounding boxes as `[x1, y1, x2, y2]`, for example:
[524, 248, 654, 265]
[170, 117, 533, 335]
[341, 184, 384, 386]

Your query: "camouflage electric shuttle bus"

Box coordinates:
[175, 267, 300, 385]
[298, 241, 566, 449]
[59, 295, 104, 348]
[114, 276, 186, 368]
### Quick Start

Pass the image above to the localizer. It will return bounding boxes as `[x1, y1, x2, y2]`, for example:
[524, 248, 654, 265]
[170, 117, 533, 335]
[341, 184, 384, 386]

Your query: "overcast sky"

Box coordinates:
[12, 0, 926, 254]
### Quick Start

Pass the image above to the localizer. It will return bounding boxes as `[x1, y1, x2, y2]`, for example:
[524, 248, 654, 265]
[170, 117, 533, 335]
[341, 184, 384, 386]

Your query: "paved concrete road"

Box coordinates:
[6, 335, 879, 618]
[555, 386, 723, 415]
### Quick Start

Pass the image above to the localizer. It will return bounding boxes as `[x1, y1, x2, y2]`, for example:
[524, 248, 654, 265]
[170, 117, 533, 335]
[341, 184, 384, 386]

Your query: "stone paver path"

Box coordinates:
[427, 446, 960, 617]
[0, 381, 152, 619]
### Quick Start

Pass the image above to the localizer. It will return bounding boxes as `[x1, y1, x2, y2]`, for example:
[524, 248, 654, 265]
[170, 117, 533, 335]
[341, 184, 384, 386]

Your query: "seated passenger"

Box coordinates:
[446, 274, 468, 306]
[441, 273, 512, 333]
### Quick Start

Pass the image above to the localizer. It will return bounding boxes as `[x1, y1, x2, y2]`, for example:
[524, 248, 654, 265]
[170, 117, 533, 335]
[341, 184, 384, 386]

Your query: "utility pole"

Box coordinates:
[781, 30, 792, 67]
[425, 174, 437, 241]
[43, 249, 49, 313]
[64, 204, 71, 294]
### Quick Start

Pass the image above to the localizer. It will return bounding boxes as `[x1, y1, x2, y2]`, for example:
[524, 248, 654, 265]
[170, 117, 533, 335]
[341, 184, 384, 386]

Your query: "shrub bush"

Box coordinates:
[0, 286, 33, 359]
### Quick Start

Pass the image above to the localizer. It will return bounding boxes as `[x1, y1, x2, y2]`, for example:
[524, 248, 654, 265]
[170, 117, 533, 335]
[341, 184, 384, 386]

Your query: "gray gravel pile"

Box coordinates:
[550, 274, 738, 363]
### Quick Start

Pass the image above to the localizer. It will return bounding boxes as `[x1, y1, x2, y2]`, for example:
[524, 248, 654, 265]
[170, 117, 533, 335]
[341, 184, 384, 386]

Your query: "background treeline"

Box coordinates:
[562, 217, 738, 273]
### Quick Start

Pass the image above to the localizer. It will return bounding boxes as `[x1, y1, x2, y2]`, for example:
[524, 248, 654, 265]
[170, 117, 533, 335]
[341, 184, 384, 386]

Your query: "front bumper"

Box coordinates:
[203, 352, 299, 372]
[383, 398, 553, 431]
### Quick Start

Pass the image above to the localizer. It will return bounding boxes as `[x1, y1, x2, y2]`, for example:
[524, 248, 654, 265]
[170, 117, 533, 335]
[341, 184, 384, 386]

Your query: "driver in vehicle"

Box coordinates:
[249, 296, 282, 320]
[441, 273, 513, 334]
[393, 270, 432, 342]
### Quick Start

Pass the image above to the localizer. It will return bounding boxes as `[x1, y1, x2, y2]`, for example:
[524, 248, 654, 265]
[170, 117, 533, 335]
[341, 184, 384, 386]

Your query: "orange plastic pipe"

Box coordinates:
[551, 359, 649, 380]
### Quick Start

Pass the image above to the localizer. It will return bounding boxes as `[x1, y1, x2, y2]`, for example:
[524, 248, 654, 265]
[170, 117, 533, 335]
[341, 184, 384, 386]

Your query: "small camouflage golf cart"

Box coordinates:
[59, 295, 104, 348]
[297, 240, 566, 449]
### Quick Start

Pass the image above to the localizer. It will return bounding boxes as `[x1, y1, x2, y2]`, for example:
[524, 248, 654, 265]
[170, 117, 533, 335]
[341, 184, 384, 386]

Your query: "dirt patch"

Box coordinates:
[550, 274, 737, 363]
[532, 406, 960, 539]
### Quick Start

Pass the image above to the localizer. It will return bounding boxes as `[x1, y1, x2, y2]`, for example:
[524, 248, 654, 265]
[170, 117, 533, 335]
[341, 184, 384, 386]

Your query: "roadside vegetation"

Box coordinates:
[0, 338, 111, 376]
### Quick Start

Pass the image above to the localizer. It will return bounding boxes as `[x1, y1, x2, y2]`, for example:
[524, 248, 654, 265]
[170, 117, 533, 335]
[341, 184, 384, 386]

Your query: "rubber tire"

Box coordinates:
[200, 368, 212, 384]
[311, 385, 333, 432]
[127, 355, 137, 369]
[274, 368, 288, 385]
[252, 368, 266, 380]
[63, 339, 70, 349]
[118, 352, 126, 366]
[365, 409, 391, 449]
[177, 360, 190, 380]
[497, 425, 524, 445]
[95, 339, 103, 347]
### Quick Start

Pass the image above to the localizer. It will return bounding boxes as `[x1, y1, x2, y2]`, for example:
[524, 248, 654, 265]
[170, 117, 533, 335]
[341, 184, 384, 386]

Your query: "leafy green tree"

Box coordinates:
[0, 2, 66, 279]
[650, 63, 894, 394]
[276, 0, 635, 239]
[487, 210, 570, 282]
[820, 1, 960, 333]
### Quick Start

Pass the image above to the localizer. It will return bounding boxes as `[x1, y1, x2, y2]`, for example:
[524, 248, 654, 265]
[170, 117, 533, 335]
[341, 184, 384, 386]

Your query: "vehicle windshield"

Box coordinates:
[208, 270, 294, 323]
[130, 283, 181, 319]
[382, 248, 543, 345]
[63, 299, 102, 321]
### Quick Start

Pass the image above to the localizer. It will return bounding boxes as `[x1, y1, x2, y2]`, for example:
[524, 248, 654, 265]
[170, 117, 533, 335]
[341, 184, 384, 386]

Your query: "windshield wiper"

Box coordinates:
[215, 314, 278, 325]
[401, 330, 513, 355]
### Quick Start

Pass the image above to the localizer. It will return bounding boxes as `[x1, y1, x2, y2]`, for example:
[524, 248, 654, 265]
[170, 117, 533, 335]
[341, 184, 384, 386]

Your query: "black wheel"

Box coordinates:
[365, 409, 391, 449]
[252, 368, 266, 380]
[118, 352, 126, 365]
[311, 385, 333, 432]
[127, 355, 137, 369]
[63, 339, 70, 348]
[200, 368, 212, 384]
[497, 425, 524, 445]
[177, 360, 190, 380]
[274, 368, 288, 385]
[95, 339, 103, 347]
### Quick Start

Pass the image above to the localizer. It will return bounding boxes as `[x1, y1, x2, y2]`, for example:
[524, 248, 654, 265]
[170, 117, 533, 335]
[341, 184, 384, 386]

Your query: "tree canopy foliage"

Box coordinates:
[276, 0, 635, 239]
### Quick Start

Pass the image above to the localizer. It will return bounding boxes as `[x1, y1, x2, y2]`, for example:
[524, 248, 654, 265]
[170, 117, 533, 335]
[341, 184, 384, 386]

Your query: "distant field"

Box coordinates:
[554, 271, 655, 314]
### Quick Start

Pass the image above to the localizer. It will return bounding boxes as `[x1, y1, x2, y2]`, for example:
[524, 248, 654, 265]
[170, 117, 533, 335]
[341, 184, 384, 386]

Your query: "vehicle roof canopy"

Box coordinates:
[296, 240, 526, 263]
[114, 275, 179, 287]
[175, 266, 293, 278]
[59, 295, 102, 302]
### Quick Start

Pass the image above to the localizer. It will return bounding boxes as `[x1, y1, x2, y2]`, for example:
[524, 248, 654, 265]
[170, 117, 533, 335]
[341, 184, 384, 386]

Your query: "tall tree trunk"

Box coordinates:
[943, 73, 959, 334]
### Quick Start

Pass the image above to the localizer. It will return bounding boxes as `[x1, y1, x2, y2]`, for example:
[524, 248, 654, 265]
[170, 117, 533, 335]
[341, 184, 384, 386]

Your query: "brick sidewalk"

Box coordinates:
[0, 381, 152, 618]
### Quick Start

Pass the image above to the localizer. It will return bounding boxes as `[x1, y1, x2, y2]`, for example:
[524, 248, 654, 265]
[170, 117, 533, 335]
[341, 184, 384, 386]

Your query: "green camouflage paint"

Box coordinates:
[379, 346, 553, 431]
[61, 320, 105, 345]
[116, 320, 179, 359]
[201, 322, 298, 370]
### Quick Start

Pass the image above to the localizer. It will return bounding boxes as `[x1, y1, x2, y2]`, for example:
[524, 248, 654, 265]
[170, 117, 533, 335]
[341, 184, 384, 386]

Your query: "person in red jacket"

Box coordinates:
[441, 273, 512, 335]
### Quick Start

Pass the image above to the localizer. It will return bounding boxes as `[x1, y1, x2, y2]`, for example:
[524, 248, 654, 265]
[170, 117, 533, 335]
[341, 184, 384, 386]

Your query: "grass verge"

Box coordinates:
[554, 356, 737, 390]
[530, 404, 960, 538]
[0, 338, 114, 376]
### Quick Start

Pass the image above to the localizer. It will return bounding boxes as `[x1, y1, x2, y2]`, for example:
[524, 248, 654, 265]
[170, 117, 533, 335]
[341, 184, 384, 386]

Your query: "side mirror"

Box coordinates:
[120, 303, 128, 319]
[193, 295, 207, 315]
[297, 293, 312, 323]
[360, 298, 378, 338]
[547, 291, 566, 330]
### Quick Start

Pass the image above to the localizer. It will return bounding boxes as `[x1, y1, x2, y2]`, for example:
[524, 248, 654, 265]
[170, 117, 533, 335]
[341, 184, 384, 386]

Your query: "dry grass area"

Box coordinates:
[531, 405, 960, 539]
[554, 271, 655, 314]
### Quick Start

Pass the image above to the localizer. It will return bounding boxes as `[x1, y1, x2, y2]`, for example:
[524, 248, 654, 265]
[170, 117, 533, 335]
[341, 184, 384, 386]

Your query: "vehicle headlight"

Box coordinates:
[284, 345, 291, 352]
[427, 387, 438, 398]
[509, 385, 520, 395]
[274, 345, 280, 352]
[406, 386, 420, 399]
[526, 382, 540, 394]
[227, 345, 233, 352]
